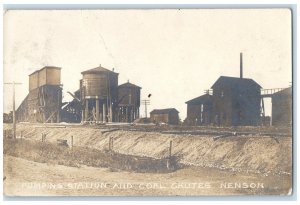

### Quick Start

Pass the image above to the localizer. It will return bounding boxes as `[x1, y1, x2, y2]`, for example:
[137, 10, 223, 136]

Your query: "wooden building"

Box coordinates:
[211, 76, 261, 126]
[16, 66, 62, 123]
[150, 108, 179, 125]
[185, 93, 213, 125]
[271, 87, 292, 126]
[29, 66, 61, 91]
[117, 81, 141, 122]
[80, 65, 119, 123]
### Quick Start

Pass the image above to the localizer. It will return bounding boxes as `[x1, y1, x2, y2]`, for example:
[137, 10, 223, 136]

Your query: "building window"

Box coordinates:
[221, 91, 224, 97]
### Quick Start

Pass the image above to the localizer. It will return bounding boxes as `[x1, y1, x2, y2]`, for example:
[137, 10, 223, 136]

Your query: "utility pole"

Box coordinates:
[141, 99, 150, 118]
[4, 81, 22, 139]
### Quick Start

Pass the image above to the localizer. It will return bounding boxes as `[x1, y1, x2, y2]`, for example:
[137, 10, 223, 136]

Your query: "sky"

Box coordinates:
[3, 9, 292, 120]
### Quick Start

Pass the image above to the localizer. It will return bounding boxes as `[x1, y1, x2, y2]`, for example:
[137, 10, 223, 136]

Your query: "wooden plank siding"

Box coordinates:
[272, 87, 292, 126]
[150, 109, 179, 125]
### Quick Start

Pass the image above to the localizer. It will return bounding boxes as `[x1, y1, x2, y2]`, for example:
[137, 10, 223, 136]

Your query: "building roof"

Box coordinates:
[29, 66, 61, 76]
[211, 76, 261, 89]
[185, 93, 213, 105]
[150, 108, 179, 114]
[118, 81, 141, 89]
[81, 65, 118, 75]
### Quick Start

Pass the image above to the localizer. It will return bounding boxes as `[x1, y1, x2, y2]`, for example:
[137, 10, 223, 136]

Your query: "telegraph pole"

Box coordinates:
[141, 99, 150, 118]
[4, 81, 22, 139]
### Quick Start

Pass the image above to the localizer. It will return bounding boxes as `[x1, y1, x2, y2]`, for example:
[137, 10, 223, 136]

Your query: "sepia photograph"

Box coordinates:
[2, 8, 293, 197]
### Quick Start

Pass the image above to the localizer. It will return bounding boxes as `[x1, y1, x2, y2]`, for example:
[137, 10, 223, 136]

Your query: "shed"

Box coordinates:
[150, 108, 179, 125]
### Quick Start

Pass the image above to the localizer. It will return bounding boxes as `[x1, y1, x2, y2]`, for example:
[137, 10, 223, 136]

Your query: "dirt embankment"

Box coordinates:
[4, 123, 292, 175]
[4, 138, 180, 173]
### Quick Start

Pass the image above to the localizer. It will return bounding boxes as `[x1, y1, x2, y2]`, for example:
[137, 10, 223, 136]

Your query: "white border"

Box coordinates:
[1, 0, 298, 204]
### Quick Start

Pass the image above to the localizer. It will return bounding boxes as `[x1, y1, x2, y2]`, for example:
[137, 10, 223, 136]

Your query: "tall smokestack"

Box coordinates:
[240, 52, 243, 79]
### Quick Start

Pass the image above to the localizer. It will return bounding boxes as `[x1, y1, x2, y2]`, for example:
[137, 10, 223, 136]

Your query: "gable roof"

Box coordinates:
[81, 65, 118, 75]
[185, 93, 213, 104]
[211, 76, 261, 89]
[118, 82, 141, 89]
[150, 108, 179, 114]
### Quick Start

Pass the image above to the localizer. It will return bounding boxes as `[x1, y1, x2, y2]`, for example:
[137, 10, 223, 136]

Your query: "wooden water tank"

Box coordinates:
[81, 66, 118, 99]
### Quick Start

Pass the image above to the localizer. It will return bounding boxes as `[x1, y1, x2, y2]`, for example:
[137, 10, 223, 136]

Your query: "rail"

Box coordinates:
[260, 88, 285, 96]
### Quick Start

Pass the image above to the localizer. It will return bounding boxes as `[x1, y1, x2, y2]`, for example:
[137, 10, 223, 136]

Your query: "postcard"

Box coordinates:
[3, 8, 292, 196]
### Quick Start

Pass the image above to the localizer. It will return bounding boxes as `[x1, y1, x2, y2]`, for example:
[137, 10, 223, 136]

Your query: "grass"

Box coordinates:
[3, 138, 181, 173]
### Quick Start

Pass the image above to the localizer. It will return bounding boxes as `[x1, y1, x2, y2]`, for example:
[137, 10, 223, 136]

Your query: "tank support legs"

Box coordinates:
[103, 103, 106, 123]
[84, 99, 89, 122]
[96, 99, 99, 122]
